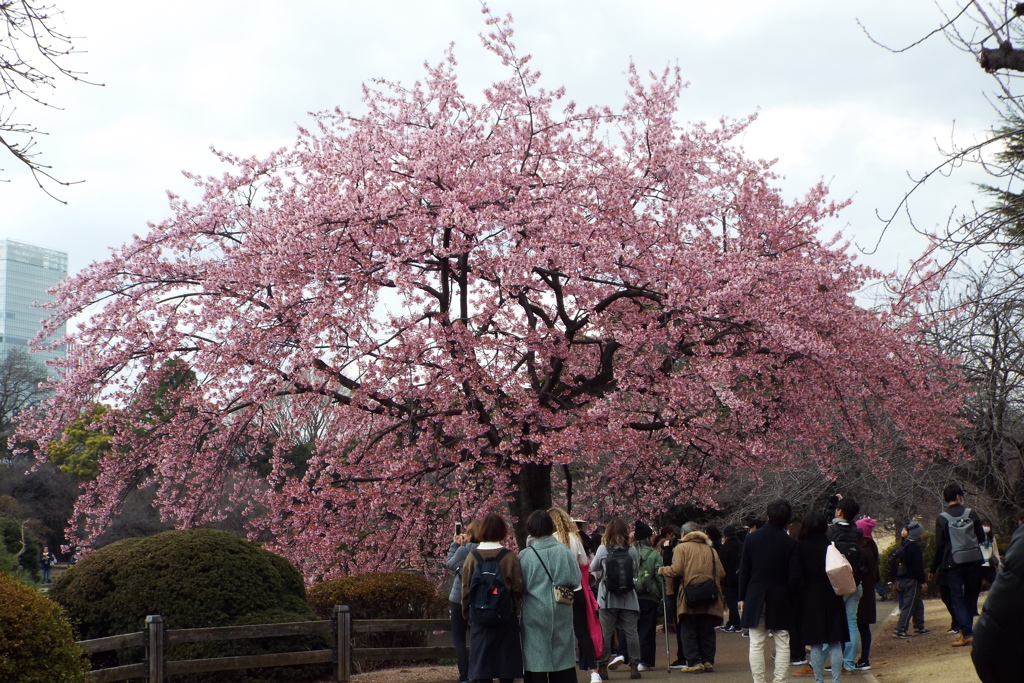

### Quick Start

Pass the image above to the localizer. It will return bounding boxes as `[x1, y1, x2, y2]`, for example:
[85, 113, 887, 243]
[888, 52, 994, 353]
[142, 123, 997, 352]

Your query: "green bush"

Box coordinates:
[49, 529, 328, 683]
[0, 572, 90, 683]
[308, 572, 443, 670]
[879, 530, 937, 597]
[0, 516, 40, 581]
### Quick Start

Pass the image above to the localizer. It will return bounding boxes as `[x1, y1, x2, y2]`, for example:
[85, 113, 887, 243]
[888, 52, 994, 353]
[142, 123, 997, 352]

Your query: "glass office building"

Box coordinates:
[0, 239, 68, 368]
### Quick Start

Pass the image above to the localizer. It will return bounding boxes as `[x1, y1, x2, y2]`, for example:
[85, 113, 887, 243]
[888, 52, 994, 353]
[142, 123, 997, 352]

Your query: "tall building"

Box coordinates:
[0, 239, 68, 368]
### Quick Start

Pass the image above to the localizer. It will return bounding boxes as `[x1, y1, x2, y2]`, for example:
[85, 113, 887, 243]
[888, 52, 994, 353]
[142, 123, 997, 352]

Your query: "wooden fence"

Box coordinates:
[75, 606, 456, 683]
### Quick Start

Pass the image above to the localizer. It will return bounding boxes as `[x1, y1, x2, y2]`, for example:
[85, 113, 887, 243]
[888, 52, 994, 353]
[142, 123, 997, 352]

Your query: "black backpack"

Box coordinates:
[468, 549, 514, 626]
[604, 546, 635, 595]
[888, 543, 908, 578]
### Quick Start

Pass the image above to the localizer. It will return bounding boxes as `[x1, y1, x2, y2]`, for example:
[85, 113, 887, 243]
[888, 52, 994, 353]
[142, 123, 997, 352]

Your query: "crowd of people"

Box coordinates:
[444, 485, 1024, 683]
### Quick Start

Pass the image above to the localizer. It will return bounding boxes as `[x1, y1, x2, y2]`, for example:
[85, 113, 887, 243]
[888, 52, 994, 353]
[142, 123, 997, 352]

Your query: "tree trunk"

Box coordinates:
[509, 463, 552, 548]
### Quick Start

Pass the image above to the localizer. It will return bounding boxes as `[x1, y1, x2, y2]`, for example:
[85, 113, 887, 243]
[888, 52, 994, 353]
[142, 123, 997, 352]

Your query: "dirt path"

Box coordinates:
[869, 597, 981, 683]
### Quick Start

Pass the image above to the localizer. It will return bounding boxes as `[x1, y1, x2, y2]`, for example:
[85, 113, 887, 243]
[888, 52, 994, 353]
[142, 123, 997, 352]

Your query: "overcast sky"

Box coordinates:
[0, 1, 999, 282]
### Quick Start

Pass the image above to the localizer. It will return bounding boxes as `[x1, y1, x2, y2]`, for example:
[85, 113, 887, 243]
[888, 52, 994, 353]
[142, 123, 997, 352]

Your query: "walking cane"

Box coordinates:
[661, 576, 672, 673]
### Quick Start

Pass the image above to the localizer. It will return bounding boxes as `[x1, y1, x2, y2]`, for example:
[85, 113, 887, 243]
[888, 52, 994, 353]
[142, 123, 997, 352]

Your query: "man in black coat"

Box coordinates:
[927, 483, 985, 646]
[718, 526, 742, 632]
[738, 499, 803, 683]
[972, 522, 1024, 682]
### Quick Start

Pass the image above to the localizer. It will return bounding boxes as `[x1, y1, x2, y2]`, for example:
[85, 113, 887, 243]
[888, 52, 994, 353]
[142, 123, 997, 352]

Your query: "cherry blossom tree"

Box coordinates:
[22, 14, 966, 578]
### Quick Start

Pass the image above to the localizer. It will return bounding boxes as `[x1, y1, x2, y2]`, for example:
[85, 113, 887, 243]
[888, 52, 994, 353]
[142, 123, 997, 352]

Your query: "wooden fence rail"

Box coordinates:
[76, 606, 456, 682]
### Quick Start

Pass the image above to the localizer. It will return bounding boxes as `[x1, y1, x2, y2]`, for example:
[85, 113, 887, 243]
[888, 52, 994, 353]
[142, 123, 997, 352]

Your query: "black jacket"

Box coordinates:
[737, 523, 802, 631]
[900, 538, 926, 584]
[931, 503, 985, 572]
[972, 525, 1024, 683]
[719, 537, 742, 588]
[827, 519, 865, 585]
[798, 534, 849, 646]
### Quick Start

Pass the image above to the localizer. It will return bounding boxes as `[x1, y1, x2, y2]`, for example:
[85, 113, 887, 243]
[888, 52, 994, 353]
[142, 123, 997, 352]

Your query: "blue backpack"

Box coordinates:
[468, 549, 514, 626]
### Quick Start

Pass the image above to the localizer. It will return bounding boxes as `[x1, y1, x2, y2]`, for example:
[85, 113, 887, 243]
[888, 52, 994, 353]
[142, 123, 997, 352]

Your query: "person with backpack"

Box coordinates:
[825, 495, 865, 673]
[632, 522, 662, 673]
[461, 513, 524, 683]
[892, 521, 928, 638]
[927, 483, 985, 647]
[447, 520, 480, 683]
[657, 521, 724, 674]
[590, 517, 642, 680]
[796, 511, 848, 683]
[519, 510, 582, 683]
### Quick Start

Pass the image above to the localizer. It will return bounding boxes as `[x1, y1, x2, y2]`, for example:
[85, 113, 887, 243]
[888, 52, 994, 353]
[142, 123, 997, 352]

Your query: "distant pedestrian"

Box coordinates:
[972, 521, 1024, 683]
[461, 513, 525, 683]
[40, 546, 54, 584]
[591, 517, 642, 680]
[893, 521, 928, 638]
[658, 521, 724, 674]
[738, 499, 802, 683]
[979, 516, 999, 587]
[446, 520, 480, 683]
[797, 511, 848, 683]
[854, 518, 880, 671]
[519, 510, 582, 683]
[928, 483, 985, 647]
[718, 525, 742, 632]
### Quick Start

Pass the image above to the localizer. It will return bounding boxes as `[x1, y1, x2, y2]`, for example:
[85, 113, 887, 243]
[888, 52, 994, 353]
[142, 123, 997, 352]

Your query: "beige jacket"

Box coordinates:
[658, 531, 724, 620]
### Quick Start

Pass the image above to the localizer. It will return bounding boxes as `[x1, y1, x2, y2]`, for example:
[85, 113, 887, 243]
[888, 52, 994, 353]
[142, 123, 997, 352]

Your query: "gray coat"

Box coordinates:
[446, 541, 477, 604]
[519, 536, 582, 672]
[590, 544, 640, 611]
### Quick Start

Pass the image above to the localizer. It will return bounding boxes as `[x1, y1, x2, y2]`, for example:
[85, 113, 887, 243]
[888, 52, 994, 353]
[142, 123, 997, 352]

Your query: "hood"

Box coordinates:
[681, 531, 713, 546]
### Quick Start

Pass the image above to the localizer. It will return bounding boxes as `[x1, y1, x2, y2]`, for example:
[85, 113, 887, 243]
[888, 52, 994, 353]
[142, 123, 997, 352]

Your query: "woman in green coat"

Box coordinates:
[519, 510, 582, 683]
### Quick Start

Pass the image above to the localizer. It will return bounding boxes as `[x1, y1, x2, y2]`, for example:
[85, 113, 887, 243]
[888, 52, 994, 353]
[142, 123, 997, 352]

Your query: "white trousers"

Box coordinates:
[748, 613, 790, 683]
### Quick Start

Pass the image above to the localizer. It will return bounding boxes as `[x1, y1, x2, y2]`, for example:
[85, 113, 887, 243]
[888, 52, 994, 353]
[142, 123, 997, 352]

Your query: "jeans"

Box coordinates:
[678, 613, 717, 667]
[946, 565, 978, 637]
[811, 642, 842, 683]
[895, 578, 924, 633]
[841, 584, 862, 671]
[599, 608, 640, 665]
[450, 602, 470, 681]
[748, 613, 789, 683]
[637, 599, 659, 667]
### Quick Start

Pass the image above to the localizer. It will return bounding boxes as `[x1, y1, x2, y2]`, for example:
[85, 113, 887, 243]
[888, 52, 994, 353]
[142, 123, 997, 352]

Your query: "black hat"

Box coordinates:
[634, 521, 653, 541]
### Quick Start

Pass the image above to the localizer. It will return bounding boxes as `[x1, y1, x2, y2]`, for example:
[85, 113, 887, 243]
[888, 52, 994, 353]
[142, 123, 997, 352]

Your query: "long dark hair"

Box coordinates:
[798, 511, 827, 541]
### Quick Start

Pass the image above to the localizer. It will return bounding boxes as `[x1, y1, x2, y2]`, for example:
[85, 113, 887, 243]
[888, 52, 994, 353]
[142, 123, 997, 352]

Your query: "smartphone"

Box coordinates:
[455, 522, 463, 535]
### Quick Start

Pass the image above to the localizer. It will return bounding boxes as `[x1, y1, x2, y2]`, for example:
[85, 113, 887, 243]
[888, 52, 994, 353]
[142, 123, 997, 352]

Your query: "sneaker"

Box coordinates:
[952, 636, 973, 647]
[790, 659, 808, 666]
[590, 673, 603, 683]
[915, 628, 931, 635]
[636, 664, 655, 672]
[893, 631, 910, 639]
[742, 629, 750, 638]
[669, 661, 687, 670]
[724, 625, 741, 632]
[854, 661, 871, 671]
[702, 663, 714, 672]
[608, 656, 626, 670]
[946, 627, 960, 635]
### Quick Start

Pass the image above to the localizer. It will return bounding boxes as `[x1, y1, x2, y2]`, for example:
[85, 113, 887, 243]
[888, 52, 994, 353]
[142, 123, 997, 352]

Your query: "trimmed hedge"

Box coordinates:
[0, 572, 90, 683]
[308, 572, 444, 670]
[49, 529, 328, 683]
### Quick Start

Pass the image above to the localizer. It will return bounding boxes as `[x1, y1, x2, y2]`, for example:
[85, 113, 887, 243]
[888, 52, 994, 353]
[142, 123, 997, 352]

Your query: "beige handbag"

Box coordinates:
[530, 547, 574, 605]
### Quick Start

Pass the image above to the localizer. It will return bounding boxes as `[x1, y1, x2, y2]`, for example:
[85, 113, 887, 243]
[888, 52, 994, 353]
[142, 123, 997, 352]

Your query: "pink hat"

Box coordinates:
[855, 517, 876, 538]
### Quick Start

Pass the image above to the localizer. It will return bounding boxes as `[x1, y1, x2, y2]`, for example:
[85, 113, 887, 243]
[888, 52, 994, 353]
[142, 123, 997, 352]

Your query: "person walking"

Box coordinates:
[928, 483, 985, 647]
[826, 495, 864, 673]
[591, 517, 642, 680]
[461, 513, 525, 683]
[738, 499, 802, 683]
[40, 546, 54, 584]
[718, 525, 742, 633]
[972, 519, 1024, 683]
[853, 518, 881, 670]
[520, 510, 582, 683]
[633, 522, 662, 673]
[549, 506, 603, 683]
[797, 511, 848, 683]
[979, 516, 1000, 588]
[658, 521, 725, 674]
[893, 521, 928, 638]
[447, 521, 480, 683]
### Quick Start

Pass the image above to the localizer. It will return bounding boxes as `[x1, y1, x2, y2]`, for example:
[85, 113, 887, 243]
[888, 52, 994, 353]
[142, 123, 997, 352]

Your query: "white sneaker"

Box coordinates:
[608, 656, 626, 670]
[590, 673, 603, 683]
[637, 664, 655, 672]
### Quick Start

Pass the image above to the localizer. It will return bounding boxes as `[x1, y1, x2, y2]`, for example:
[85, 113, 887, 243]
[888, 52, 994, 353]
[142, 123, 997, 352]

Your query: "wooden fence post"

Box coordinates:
[146, 615, 164, 683]
[333, 605, 351, 683]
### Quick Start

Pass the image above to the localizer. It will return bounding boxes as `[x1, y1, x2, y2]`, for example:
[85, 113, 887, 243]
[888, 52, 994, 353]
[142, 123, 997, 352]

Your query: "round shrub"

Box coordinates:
[308, 572, 443, 670]
[0, 572, 90, 683]
[49, 529, 327, 683]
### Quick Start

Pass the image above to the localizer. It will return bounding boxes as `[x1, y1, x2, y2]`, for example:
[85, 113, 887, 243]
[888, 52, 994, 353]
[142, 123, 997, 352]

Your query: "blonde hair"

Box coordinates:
[549, 506, 581, 547]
